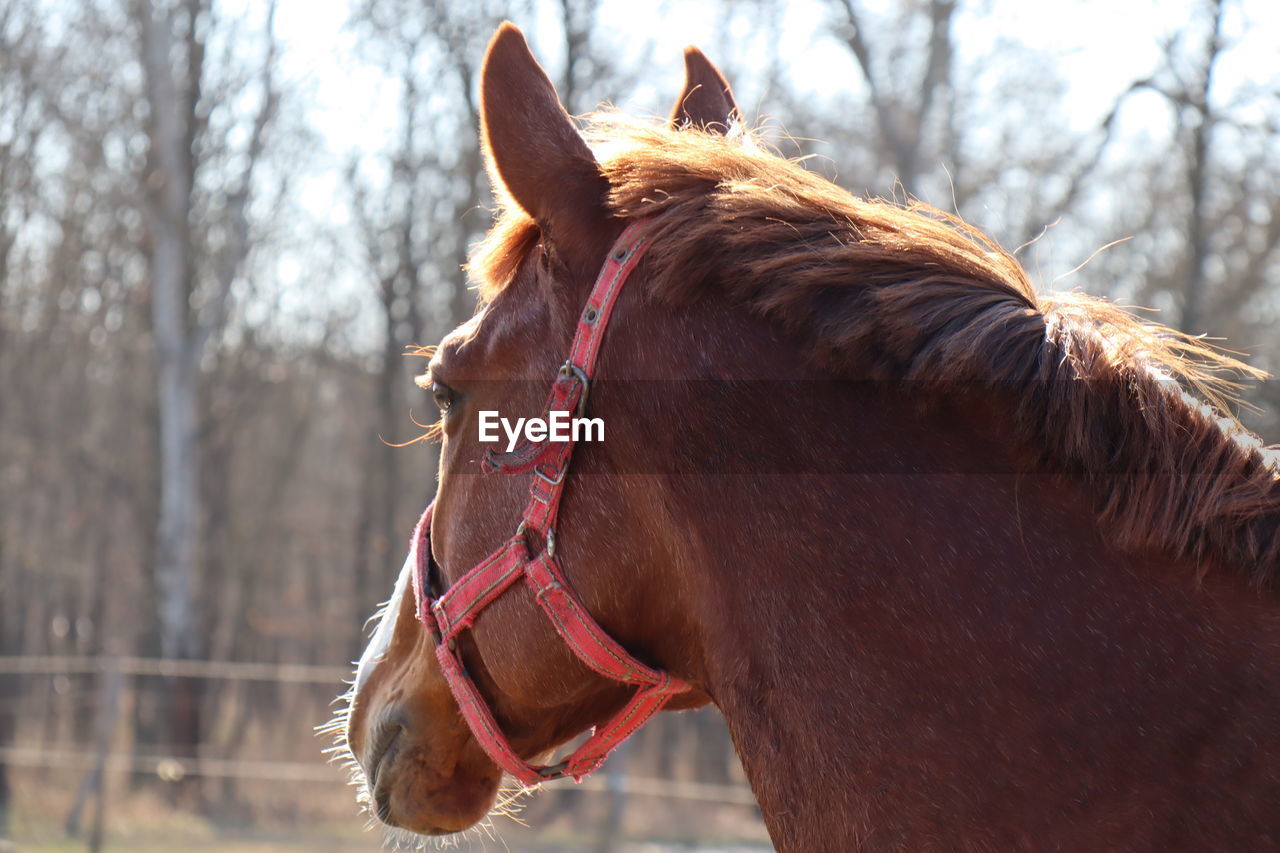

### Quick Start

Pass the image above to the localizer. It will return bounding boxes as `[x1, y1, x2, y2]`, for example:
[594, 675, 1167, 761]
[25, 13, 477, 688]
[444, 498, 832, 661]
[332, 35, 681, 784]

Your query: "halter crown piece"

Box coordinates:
[410, 218, 690, 787]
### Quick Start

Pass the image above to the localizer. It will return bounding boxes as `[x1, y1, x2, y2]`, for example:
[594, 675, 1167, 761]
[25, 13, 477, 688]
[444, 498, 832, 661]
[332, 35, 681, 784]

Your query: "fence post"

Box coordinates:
[65, 656, 124, 852]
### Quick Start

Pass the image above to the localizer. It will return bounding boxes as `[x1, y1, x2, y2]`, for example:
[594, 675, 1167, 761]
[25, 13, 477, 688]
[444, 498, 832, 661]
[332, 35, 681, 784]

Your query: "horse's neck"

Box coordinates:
[684, 397, 1280, 851]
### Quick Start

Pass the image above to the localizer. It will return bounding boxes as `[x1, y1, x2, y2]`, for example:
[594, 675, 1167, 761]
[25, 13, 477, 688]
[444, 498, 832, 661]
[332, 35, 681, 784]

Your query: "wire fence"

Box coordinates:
[0, 745, 758, 804]
[0, 655, 349, 683]
[1, 655, 760, 806]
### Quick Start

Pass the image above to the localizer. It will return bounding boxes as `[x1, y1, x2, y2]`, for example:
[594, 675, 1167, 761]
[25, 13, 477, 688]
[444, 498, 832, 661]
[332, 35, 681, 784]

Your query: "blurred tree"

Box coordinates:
[0, 0, 47, 829]
[1127, 0, 1280, 341]
[344, 0, 511, 641]
[830, 0, 957, 198]
[1054, 0, 1280, 431]
[133, 0, 285, 789]
[765, 0, 1090, 253]
[1176, 0, 1224, 334]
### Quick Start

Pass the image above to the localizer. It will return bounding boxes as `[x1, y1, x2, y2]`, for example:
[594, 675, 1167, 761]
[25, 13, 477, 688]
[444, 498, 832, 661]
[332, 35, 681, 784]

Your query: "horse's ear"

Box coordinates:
[480, 22, 607, 260]
[669, 47, 740, 134]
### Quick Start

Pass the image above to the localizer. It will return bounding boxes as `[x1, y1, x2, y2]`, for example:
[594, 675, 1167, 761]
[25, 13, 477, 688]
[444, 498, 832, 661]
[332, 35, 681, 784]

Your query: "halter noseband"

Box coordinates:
[409, 218, 689, 787]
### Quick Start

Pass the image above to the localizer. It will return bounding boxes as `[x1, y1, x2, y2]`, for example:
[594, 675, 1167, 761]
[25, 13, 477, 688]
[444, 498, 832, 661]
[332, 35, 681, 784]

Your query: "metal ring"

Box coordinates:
[537, 759, 569, 779]
[516, 520, 556, 559]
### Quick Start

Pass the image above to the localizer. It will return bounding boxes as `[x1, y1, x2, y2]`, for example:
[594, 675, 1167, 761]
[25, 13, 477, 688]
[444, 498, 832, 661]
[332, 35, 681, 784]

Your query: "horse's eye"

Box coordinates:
[431, 381, 454, 413]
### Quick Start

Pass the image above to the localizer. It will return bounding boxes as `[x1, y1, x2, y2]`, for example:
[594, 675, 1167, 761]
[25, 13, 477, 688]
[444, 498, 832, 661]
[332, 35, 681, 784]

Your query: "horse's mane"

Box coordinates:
[473, 116, 1280, 588]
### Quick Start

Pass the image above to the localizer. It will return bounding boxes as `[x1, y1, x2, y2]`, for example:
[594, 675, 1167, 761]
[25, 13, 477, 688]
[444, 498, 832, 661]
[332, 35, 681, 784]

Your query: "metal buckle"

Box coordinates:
[534, 463, 567, 487]
[428, 600, 455, 650]
[557, 361, 591, 417]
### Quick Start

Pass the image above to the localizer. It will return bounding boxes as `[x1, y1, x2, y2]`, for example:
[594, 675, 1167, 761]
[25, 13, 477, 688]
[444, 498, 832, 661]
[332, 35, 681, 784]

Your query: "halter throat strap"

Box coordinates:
[410, 218, 689, 787]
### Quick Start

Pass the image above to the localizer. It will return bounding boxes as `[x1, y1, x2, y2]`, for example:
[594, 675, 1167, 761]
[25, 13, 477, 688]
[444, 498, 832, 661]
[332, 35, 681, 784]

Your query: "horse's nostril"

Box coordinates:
[366, 719, 404, 790]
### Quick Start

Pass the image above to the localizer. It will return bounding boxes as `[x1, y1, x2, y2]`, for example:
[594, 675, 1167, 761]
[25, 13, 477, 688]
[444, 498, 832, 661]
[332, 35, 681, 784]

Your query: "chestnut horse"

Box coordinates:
[336, 23, 1280, 851]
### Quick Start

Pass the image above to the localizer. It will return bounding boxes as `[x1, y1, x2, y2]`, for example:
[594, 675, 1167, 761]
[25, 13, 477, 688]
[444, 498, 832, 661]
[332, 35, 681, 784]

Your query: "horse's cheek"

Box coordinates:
[469, 592, 596, 709]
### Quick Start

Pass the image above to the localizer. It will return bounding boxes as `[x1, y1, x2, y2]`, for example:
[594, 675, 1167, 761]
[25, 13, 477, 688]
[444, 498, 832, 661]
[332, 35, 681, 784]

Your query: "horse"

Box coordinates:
[334, 22, 1280, 851]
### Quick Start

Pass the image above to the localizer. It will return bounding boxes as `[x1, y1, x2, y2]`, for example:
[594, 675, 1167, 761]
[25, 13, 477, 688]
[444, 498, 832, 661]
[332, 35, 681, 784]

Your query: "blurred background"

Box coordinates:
[2, 0, 1278, 850]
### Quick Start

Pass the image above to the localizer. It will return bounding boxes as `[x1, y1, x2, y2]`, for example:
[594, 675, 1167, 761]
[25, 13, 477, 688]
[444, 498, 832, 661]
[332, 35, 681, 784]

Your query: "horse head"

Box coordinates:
[340, 23, 737, 836]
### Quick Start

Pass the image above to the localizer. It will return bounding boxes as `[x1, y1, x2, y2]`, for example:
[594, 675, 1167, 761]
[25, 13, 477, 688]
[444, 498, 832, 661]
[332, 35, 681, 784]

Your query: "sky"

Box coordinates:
[273, 0, 1277, 154]
[251, 0, 1279, 345]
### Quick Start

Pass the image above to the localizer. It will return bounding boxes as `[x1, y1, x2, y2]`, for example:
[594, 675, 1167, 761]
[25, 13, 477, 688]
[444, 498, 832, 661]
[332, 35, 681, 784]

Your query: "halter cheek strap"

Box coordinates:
[410, 219, 690, 787]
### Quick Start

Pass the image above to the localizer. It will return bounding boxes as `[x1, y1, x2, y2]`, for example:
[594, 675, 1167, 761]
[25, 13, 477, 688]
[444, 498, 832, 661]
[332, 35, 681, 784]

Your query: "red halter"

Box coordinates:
[410, 218, 690, 787]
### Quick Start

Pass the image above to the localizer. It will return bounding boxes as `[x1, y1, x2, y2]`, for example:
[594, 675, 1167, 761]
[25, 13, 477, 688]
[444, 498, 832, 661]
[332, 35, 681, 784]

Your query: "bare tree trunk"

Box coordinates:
[376, 271, 403, 584]
[0, 531, 14, 839]
[137, 0, 278, 788]
[449, 57, 484, 328]
[558, 0, 598, 114]
[1180, 0, 1224, 333]
[139, 0, 204, 793]
[450, 142, 483, 326]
